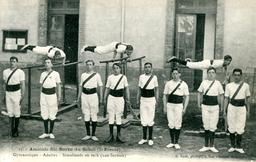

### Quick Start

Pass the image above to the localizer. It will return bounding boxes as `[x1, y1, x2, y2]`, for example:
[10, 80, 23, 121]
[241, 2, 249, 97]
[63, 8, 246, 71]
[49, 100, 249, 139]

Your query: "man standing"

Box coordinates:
[224, 68, 250, 154]
[167, 55, 232, 70]
[104, 63, 130, 143]
[38, 58, 61, 139]
[198, 67, 224, 153]
[3, 56, 25, 137]
[77, 60, 103, 141]
[20, 45, 66, 64]
[163, 68, 189, 149]
[137, 62, 159, 146]
[80, 42, 133, 60]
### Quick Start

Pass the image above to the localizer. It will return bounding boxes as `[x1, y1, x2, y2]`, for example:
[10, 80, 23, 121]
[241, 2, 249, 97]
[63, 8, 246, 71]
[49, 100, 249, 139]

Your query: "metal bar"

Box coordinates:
[62, 64, 66, 103]
[21, 61, 72, 69]
[139, 59, 142, 75]
[103, 62, 109, 118]
[99, 56, 129, 64]
[130, 56, 145, 62]
[27, 68, 32, 115]
[38, 61, 83, 70]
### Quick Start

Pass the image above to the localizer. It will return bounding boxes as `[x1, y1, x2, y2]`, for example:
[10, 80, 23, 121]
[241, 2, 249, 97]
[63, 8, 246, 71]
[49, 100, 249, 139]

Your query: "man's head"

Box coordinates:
[207, 67, 216, 80]
[223, 55, 232, 67]
[53, 50, 62, 59]
[85, 60, 95, 72]
[144, 62, 153, 75]
[232, 68, 243, 83]
[112, 63, 122, 75]
[171, 67, 181, 81]
[10, 56, 18, 69]
[44, 57, 53, 69]
[125, 45, 133, 57]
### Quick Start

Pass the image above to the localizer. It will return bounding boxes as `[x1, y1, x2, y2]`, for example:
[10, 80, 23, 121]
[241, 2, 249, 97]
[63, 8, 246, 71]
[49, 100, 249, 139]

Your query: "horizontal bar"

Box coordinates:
[38, 61, 84, 70]
[99, 56, 146, 64]
[21, 61, 71, 69]
[99, 56, 129, 63]
[130, 56, 145, 62]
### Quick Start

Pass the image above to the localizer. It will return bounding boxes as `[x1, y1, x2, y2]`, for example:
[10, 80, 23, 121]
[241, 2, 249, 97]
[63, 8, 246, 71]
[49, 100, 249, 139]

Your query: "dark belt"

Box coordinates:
[110, 89, 124, 97]
[115, 42, 122, 49]
[6, 84, 21, 92]
[168, 94, 183, 104]
[230, 99, 245, 107]
[42, 87, 56, 95]
[82, 87, 97, 94]
[141, 88, 155, 98]
[48, 46, 54, 53]
[202, 95, 218, 106]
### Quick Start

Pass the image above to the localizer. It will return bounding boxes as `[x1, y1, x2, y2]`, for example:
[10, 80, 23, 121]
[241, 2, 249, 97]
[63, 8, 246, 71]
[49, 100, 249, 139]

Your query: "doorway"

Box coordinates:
[64, 15, 79, 84]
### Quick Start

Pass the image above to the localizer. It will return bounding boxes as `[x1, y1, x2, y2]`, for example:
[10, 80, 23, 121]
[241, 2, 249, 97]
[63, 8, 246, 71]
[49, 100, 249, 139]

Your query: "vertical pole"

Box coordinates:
[120, 0, 125, 43]
[104, 63, 109, 118]
[139, 58, 142, 75]
[27, 68, 31, 115]
[76, 63, 79, 96]
[123, 61, 128, 119]
[62, 64, 66, 104]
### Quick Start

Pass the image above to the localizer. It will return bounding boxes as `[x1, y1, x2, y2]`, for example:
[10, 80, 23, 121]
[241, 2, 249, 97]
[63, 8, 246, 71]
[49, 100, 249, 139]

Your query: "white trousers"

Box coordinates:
[32, 46, 52, 55]
[107, 95, 124, 125]
[187, 60, 210, 69]
[40, 93, 58, 120]
[227, 104, 246, 134]
[81, 93, 99, 122]
[94, 42, 118, 54]
[140, 97, 156, 126]
[201, 105, 219, 131]
[6, 91, 21, 117]
[167, 103, 183, 129]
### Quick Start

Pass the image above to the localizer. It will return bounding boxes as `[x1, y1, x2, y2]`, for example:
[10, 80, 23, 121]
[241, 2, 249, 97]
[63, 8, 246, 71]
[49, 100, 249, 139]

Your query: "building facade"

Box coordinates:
[0, 0, 256, 101]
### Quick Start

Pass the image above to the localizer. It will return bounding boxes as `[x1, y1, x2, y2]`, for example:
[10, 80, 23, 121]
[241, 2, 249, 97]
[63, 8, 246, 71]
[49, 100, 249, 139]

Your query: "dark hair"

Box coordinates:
[112, 63, 122, 69]
[224, 55, 232, 60]
[44, 57, 52, 63]
[54, 51, 61, 57]
[207, 67, 216, 73]
[126, 45, 133, 51]
[86, 59, 95, 65]
[233, 68, 242, 75]
[144, 62, 152, 67]
[171, 67, 180, 73]
[10, 56, 18, 62]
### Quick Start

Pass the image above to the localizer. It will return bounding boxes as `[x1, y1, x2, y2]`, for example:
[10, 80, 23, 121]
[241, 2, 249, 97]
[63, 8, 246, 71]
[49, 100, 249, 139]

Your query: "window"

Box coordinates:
[2, 30, 28, 53]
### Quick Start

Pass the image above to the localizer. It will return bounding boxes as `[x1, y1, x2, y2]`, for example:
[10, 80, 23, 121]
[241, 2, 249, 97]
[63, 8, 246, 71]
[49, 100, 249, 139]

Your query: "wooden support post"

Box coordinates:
[27, 68, 32, 115]
[139, 58, 142, 75]
[103, 62, 109, 118]
[62, 65, 66, 103]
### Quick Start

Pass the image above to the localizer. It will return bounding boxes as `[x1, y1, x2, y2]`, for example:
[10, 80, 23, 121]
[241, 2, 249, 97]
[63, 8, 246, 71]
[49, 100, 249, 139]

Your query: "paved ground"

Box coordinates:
[0, 105, 255, 162]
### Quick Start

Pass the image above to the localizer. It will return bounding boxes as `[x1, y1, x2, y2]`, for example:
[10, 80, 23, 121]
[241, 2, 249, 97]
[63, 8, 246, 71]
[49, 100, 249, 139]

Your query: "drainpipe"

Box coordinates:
[120, 0, 125, 43]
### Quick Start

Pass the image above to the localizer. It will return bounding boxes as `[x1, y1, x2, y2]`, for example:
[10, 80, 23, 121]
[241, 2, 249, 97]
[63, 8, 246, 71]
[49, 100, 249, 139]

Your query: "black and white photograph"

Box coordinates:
[0, 0, 255, 162]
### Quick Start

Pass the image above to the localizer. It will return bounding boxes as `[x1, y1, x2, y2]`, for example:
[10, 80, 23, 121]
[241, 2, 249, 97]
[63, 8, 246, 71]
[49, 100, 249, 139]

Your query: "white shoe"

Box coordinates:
[148, 140, 154, 146]
[49, 133, 55, 139]
[235, 148, 245, 154]
[209, 147, 219, 153]
[174, 144, 181, 150]
[167, 56, 177, 63]
[20, 44, 30, 51]
[81, 135, 91, 141]
[91, 136, 99, 141]
[228, 147, 236, 152]
[199, 146, 210, 152]
[138, 139, 148, 145]
[166, 143, 175, 148]
[38, 133, 49, 139]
